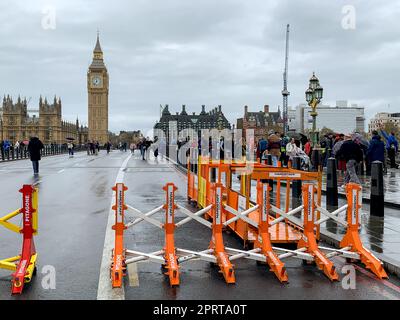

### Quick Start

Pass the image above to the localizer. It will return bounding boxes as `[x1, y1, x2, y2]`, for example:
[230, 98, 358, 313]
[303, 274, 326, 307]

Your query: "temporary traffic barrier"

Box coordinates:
[185, 153, 388, 281]
[0, 185, 38, 294]
[314, 183, 388, 279]
[297, 184, 339, 281]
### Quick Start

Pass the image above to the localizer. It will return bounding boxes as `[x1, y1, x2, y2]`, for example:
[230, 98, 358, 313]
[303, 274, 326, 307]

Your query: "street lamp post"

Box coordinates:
[305, 72, 323, 148]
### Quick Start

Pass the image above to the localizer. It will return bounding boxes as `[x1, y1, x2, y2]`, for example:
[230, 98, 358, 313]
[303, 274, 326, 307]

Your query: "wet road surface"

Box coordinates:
[0, 151, 399, 300]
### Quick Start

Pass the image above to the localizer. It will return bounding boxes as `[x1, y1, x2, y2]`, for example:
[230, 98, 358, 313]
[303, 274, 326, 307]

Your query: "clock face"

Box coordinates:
[92, 76, 102, 87]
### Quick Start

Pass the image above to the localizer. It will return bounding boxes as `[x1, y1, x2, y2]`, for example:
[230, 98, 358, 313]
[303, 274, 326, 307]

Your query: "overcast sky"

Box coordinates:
[0, 0, 399, 134]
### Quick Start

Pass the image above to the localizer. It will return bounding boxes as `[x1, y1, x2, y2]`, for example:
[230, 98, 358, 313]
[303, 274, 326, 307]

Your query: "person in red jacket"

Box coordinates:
[304, 138, 312, 157]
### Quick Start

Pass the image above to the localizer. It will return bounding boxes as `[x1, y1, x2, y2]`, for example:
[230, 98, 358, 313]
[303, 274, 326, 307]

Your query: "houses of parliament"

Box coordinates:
[0, 34, 109, 145]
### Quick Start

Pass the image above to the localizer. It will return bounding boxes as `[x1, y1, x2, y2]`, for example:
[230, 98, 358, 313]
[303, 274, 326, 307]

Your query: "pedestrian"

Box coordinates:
[67, 141, 74, 157]
[304, 138, 312, 157]
[366, 130, 385, 165]
[27, 136, 44, 175]
[380, 128, 398, 169]
[106, 141, 111, 154]
[335, 134, 363, 186]
[130, 142, 135, 154]
[286, 138, 297, 159]
[15, 140, 20, 157]
[257, 137, 268, 162]
[96, 141, 100, 154]
[267, 130, 281, 165]
[3, 140, 11, 159]
[279, 134, 289, 166]
[332, 134, 346, 171]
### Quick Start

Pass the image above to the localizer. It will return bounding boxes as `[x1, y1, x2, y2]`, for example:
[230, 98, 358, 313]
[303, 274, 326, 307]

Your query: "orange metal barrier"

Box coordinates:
[111, 182, 181, 287]
[162, 183, 180, 286]
[254, 181, 288, 282]
[111, 183, 128, 288]
[209, 183, 235, 284]
[0, 185, 38, 295]
[339, 183, 388, 279]
[298, 184, 339, 281]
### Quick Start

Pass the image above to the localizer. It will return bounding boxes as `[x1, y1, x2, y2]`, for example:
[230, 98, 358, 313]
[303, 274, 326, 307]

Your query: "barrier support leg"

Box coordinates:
[162, 183, 180, 286]
[111, 183, 128, 288]
[255, 182, 288, 283]
[298, 184, 339, 281]
[209, 183, 235, 284]
[11, 185, 38, 295]
[340, 183, 388, 279]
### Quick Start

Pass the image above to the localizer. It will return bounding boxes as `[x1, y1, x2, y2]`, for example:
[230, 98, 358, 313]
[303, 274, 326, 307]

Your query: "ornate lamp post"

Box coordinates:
[305, 72, 323, 148]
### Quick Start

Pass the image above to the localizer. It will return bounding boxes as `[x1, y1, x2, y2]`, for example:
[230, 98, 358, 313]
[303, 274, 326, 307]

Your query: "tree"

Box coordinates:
[319, 127, 335, 137]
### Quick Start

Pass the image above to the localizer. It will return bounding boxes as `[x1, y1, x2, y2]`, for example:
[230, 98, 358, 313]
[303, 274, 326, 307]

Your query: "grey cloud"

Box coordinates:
[0, 0, 398, 132]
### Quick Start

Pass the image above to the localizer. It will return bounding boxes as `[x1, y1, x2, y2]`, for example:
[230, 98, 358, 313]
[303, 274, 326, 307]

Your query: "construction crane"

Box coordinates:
[282, 24, 290, 135]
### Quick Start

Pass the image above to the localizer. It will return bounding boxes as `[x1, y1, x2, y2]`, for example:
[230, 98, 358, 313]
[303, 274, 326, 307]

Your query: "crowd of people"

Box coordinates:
[0, 140, 28, 158]
[254, 126, 399, 185]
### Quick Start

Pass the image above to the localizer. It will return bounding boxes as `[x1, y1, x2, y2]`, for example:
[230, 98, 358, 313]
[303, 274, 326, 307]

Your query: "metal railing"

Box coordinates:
[0, 144, 85, 162]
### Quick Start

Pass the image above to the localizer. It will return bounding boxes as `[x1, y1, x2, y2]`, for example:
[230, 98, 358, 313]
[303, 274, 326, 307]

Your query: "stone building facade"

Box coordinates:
[236, 105, 283, 142]
[0, 95, 88, 145]
[154, 104, 231, 141]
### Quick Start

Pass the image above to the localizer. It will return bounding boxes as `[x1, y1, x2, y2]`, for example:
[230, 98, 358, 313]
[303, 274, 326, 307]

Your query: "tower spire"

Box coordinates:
[94, 31, 102, 54]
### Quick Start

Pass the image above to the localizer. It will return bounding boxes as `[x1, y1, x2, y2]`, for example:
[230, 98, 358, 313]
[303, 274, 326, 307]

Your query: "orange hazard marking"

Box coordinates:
[162, 183, 180, 286]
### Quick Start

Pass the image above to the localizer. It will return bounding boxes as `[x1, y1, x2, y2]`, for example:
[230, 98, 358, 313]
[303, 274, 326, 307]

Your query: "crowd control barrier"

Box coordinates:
[0, 185, 38, 294]
[184, 154, 388, 282]
[110, 166, 388, 286]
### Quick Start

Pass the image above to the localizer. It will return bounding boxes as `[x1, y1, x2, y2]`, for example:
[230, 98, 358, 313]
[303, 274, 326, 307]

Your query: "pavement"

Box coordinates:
[0, 151, 400, 300]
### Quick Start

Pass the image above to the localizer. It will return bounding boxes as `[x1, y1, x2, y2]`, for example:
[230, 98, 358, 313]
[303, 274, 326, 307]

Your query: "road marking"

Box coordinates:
[352, 263, 400, 295]
[57, 169, 65, 173]
[334, 256, 400, 298]
[127, 263, 140, 287]
[97, 153, 132, 300]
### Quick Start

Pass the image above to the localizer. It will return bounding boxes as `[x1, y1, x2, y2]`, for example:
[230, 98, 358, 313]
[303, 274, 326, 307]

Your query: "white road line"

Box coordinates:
[127, 263, 140, 287]
[57, 169, 65, 173]
[97, 153, 132, 300]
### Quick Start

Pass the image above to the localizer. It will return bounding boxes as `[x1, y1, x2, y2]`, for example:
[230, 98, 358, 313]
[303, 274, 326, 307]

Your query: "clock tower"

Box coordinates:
[88, 33, 109, 144]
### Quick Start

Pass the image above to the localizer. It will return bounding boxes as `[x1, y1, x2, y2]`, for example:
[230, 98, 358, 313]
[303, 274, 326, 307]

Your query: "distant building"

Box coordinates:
[236, 105, 283, 142]
[0, 95, 88, 145]
[154, 104, 231, 141]
[289, 101, 365, 133]
[369, 112, 400, 133]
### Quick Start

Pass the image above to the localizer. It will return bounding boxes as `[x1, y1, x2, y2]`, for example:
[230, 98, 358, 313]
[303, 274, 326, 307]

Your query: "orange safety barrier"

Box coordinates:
[188, 156, 322, 246]
[254, 181, 288, 283]
[111, 183, 128, 288]
[0, 185, 39, 295]
[111, 182, 181, 288]
[208, 183, 235, 284]
[162, 183, 180, 286]
[339, 183, 388, 279]
[298, 184, 339, 281]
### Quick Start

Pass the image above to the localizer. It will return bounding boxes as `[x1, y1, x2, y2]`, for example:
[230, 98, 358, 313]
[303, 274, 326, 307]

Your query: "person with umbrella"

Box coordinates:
[66, 137, 75, 157]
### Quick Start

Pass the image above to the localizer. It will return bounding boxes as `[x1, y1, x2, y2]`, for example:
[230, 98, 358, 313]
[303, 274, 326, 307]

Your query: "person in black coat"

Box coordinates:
[335, 134, 363, 185]
[27, 136, 44, 175]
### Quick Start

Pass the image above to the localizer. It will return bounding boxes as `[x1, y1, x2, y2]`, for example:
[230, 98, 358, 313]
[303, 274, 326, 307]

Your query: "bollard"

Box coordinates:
[311, 149, 321, 172]
[291, 156, 302, 208]
[370, 161, 384, 217]
[326, 158, 338, 208]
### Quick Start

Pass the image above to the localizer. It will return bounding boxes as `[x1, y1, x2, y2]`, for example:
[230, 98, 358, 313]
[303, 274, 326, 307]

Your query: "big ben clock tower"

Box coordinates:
[88, 33, 109, 144]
